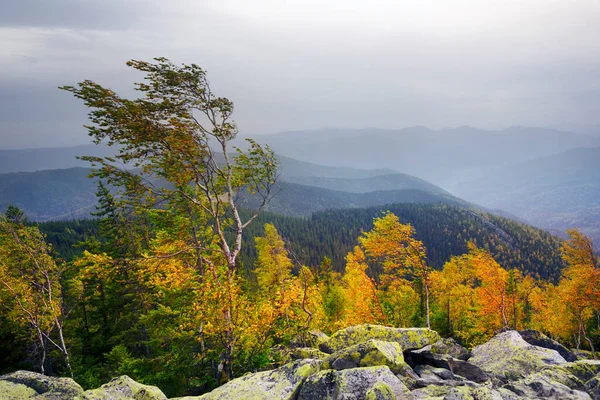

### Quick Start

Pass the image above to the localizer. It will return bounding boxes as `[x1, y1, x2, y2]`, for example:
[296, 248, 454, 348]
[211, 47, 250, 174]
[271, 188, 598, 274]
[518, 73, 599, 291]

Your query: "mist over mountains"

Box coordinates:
[235, 126, 600, 186]
[0, 125, 598, 246]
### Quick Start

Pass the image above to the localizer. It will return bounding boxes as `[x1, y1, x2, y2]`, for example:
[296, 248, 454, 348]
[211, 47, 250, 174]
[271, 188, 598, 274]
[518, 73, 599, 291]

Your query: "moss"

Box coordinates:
[76, 376, 167, 400]
[0, 380, 38, 399]
[0, 370, 84, 399]
[324, 324, 440, 353]
[192, 359, 323, 400]
[365, 381, 395, 400]
[327, 339, 406, 374]
[290, 347, 329, 361]
[470, 331, 567, 381]
[410, 384, 449, 399]
[296, 364, 314, 378]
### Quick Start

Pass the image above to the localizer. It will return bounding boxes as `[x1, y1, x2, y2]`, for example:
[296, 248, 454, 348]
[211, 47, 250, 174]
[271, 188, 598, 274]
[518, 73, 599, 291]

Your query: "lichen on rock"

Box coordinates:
[326, 339, 408, 374]
[76, 375, 167, 400]
[469, 330, 566, 382]
[322, 324, 441, 354]
[181, 359, 323, 400]
[296, 365, 412, 400]
[0, 370, 84, 399]
[0, 380, 38, 399]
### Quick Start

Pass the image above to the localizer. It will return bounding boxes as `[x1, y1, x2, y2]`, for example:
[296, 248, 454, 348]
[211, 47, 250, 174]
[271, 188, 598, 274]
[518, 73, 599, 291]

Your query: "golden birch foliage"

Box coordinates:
[472, 246, 510, 334]
[0, 217, 71, 374]
[253, 224, 319, 341]
[340, 246, 383, 327]
[359, 212, 432, 327]
[430, 254, 477, 334]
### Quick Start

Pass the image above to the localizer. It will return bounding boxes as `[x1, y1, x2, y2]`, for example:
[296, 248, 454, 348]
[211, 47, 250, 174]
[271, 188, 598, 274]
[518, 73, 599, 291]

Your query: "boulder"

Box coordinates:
[417, 365, 456, 381]
[290, 330, 330, 349]
[573, 349, 597, 360]
[430, 338, 470, 361]
[469, 331, 566, 382]
[551, 360, 600, 384]
[446, 360, 490, 384]
[366, 381, 397, 400]
[271, 345, 329, 366]
[405, 348, 489, 384]
[442, 386, 509, 400]
[185, 359, 323, 400]
[296, 365, 413, 400]
[326, 339, 408, 373]
[0, 370, 84, 399]
[0, 380, 38, 399]
[504, 372, 591, 399]
[76, 376, 167, 400]
[322, 325, 441, 354]
[584, 377, 600, 400]
[518, 329, 577, 362]
[290, 347, 330, 361]
[410, 384, 449, 399]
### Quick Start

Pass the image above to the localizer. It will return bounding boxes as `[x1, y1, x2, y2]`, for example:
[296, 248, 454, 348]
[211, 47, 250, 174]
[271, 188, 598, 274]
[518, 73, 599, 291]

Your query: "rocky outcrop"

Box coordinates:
[469, 330, 567, 382]
[76, 376, 167, 399]
[296, 366, 412, 400]
[290, 330, 330, 349]
[183, 359, 323, 400]
[321, 324, 441, 354]
[518, 329, 578, 362]
[5, 327, 600, 400]
[430, 338, 470, 361]
[326, 339, 408, 373]
[0, 370, 84, 399]
[504, 372, 591, 399]
[585, 376, 600, 400]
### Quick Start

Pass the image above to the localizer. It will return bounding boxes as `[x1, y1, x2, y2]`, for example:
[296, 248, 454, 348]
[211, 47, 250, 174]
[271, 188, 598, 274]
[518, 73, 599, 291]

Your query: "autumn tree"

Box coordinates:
[359, 212, 432, 328]
[430, 251, 477, 336]
[340, 247, 384, 327]
[0, 207, 73, 376]
[557, 229, 600, 354]
[62, 58, 278, 380]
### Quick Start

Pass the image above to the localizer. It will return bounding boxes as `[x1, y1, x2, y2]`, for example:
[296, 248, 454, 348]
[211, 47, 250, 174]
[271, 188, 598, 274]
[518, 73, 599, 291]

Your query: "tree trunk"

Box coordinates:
[56, 322, 73, 378]
[425, 282, 431, 329]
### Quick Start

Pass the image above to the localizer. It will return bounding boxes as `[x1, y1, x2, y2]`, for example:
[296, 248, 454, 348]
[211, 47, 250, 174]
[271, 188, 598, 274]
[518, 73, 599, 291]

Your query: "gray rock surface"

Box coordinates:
[321, 324, 441, 354]
[296, 365, 413, 400]
[76, 376, 167, 400]
[326, 339, 407, 373]
[469, 331, 567, 382]
[182, 359, 323, 400]
[0, 370, 84, 399]
[518, 329, 578, 362]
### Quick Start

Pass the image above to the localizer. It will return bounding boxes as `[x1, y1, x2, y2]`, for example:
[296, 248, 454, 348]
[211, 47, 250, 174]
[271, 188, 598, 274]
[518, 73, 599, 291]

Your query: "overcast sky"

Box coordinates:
[1, 0, 599, 148]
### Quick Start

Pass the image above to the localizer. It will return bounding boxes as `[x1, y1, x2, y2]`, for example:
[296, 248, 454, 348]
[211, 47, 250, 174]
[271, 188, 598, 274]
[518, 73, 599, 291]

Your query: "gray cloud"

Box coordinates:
[1, 0, 600, 148]
[0, 0, 144, 30]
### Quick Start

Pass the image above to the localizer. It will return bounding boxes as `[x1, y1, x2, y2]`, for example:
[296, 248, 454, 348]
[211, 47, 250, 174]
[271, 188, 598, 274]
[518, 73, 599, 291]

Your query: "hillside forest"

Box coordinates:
[1, 58, 599, 398]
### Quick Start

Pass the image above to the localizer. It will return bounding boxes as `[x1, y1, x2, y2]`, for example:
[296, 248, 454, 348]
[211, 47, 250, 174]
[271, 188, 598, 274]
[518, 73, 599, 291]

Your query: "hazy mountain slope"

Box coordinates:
[235, 126, 600, 186]
[240, 181, 466, 216]
[282, 173, 451, 195]
[0, 168, 98, 220]
[453, 146, 600, 245]
[0, 156, 466, 221]
[277, 155, 396, 179]
[0, 144, 118, 174]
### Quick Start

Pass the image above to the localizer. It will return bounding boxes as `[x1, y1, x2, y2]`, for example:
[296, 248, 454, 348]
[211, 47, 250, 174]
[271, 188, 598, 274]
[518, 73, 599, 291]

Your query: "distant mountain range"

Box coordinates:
[453, 146, 600, 246]
[233, 126, 600, 186]
[1, 127, 598, 248]
[0, 156, 466, 221]
[0, 168, 99, 220]
[0, 144, 118, 174]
